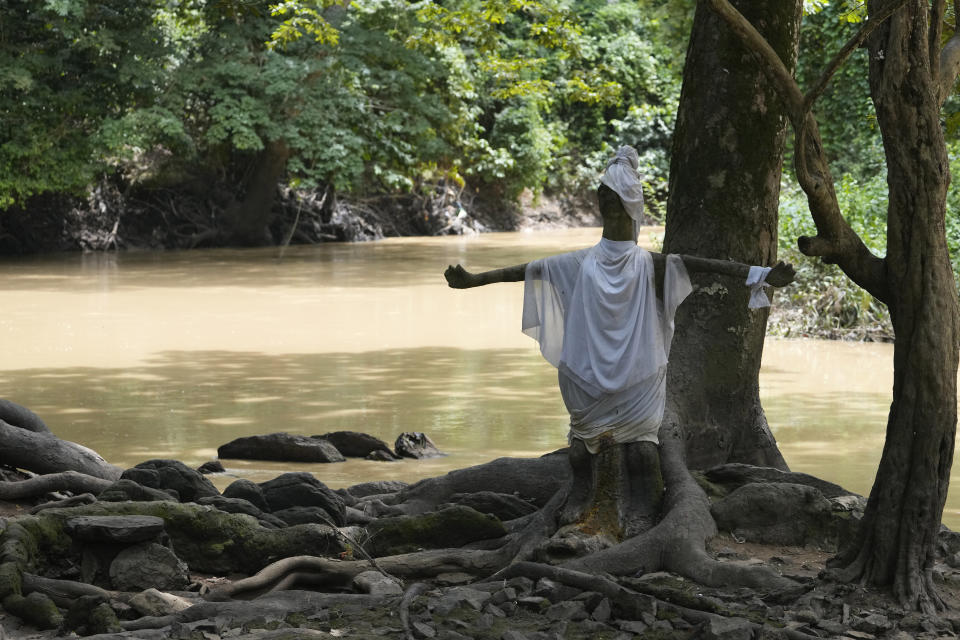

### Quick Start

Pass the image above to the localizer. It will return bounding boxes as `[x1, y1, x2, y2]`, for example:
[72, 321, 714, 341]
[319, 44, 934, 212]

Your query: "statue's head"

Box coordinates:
[597, 183, 628, 221]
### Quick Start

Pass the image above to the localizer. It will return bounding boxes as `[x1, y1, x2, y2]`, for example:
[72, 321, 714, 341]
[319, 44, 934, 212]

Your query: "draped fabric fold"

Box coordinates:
[522, 239, 691, 453]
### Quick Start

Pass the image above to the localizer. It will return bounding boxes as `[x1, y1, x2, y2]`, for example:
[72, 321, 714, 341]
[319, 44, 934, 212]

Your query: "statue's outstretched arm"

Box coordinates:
[650, 252, 796, 287]
[444, 263, 528, 289]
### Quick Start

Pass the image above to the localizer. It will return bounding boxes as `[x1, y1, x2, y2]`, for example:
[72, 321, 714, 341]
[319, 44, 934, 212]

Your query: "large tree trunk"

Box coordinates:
[829, 0, 959, 612]
[662, 0, 802, 470]
[224, 139, 291, 246]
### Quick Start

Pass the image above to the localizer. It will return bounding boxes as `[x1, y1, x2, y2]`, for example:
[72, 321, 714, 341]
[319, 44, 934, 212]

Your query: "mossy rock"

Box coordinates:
[30, 501, 346, 574]
[2, 592, 63, 630]
[365, 505, 506, 556]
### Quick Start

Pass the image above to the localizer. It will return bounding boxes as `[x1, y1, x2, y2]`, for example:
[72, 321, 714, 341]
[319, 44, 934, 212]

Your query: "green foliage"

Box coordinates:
[0, 0, 170, 207]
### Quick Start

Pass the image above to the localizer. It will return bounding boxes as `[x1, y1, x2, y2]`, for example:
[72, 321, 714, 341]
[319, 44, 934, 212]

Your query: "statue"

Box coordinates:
[445, 146, 795, 546]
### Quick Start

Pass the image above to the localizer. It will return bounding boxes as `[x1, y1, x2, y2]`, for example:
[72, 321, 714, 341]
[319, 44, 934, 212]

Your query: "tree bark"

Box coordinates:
[828, 0, 960, 613]
[662, 0, 802, 470]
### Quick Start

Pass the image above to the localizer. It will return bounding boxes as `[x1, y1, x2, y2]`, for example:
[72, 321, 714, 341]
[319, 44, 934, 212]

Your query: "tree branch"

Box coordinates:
[939, 30, 960, 104]
[703, 0, 891, 303]
[702, 0, 804, 122]
[805, 0, 911, 115]
[931, 0, 947, 66]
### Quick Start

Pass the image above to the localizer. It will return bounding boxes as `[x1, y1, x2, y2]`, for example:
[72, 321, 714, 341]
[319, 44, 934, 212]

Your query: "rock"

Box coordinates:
[65, 515, 166, 544]
[853, 613, 892, 634]
[196, 495, 285, 526]
[412, 621, 437, 638]
[432, 587, 493, 615]
[368, 449, 400, 461]
[436, 572, 476, 587]
[218, 432, 346, 463]
[1, 592, 63, 630]
[61, 595, 119, 635]
[222, 478, 270, 511]
[710, 482, 838, 547]
[591, 597, 612, 622]
[129, 588, 194, 617]
[259, 472, 346, 526]
[197, 460, 226, 474]
[98, 478, 178, 502]
[317, 431, 397, 459]
[700, 616, 754, 640]
[616, 620, 649, 634]
[346, 480, 409, 498]
[109, 542, 190, 591]
[545, 600, 588, 621]
[491, 587, 518, 605]
[273, 506, 337, 527]
[122, 459, 220, 503]
[533, 577, 582, 603]
[703, 463, 854, 498]
[501, 631, 528, 640]
[394, 432, 444, 459]
[364, 505, 506, 556]
[448, 491, 538, 521]
[352, 570, 403, 596]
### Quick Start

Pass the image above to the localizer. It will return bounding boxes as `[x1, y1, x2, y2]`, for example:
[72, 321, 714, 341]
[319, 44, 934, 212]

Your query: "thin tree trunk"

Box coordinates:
[662, 0, 802, 470]
[830, 0, 959, 612]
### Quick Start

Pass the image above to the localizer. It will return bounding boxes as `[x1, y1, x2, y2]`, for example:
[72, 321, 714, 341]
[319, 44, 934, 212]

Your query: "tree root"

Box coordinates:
[22, 573, 120, 608]
[0, 472, 112, 500]
[560, 437, 797, 591]
[0, 421, 122, 480]
[400, 582, 429, 640]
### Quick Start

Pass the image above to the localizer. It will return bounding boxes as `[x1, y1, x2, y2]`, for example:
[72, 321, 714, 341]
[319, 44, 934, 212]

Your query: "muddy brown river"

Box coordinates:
[1, 228, 952, 525]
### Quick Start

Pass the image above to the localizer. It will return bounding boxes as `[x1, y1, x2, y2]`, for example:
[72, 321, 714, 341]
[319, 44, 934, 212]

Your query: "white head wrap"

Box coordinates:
[600, 145, 644, 239]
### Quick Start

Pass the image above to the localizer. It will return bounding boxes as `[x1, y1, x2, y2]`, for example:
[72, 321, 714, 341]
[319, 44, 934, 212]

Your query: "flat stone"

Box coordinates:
[352, 570, 403, 596]
[412, 621, 437, 639]
[616, 620, 649, 634]
[128, 588, 194, 617]
[218, 432, 345, 463]
[516, 596, 551, 612]
[432, 587, 492, 615]
[545, 600, 588, 621]
[853, 613, 892, 634]
[501, 631, 527, 640]
[434, 572, 474, 587]
[700, 616, 754, 640]
[485, 603, 506, 618]
[65, 515, 165, 544]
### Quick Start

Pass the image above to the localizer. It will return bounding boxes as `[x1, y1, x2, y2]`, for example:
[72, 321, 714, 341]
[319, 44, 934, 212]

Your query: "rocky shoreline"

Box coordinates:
[3, 404, 960, 639]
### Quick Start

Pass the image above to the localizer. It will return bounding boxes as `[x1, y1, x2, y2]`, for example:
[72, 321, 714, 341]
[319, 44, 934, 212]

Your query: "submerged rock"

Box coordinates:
[197, 460, 226, 474]
[317, 431, 397, 459]
[394, 432, 444, 459]
[218, 432, 346, 463]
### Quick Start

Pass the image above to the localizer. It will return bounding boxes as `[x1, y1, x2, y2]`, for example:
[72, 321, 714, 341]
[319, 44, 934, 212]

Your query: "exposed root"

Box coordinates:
[400, 582, 430, 640]
[560, 438, 797, 591]
[0, 472, 112, 500]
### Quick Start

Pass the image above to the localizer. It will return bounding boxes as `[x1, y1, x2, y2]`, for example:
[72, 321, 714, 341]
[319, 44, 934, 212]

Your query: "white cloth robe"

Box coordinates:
[522, 238, 692, 453]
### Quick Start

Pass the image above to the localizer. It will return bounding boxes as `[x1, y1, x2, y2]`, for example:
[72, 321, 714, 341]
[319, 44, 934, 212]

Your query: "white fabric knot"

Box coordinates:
[600, 145, 644, 238]
[746, 266, 772, 308]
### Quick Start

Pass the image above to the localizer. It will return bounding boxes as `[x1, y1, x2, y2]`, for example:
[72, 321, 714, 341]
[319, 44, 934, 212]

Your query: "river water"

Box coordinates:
[1, 228, 954, 526]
